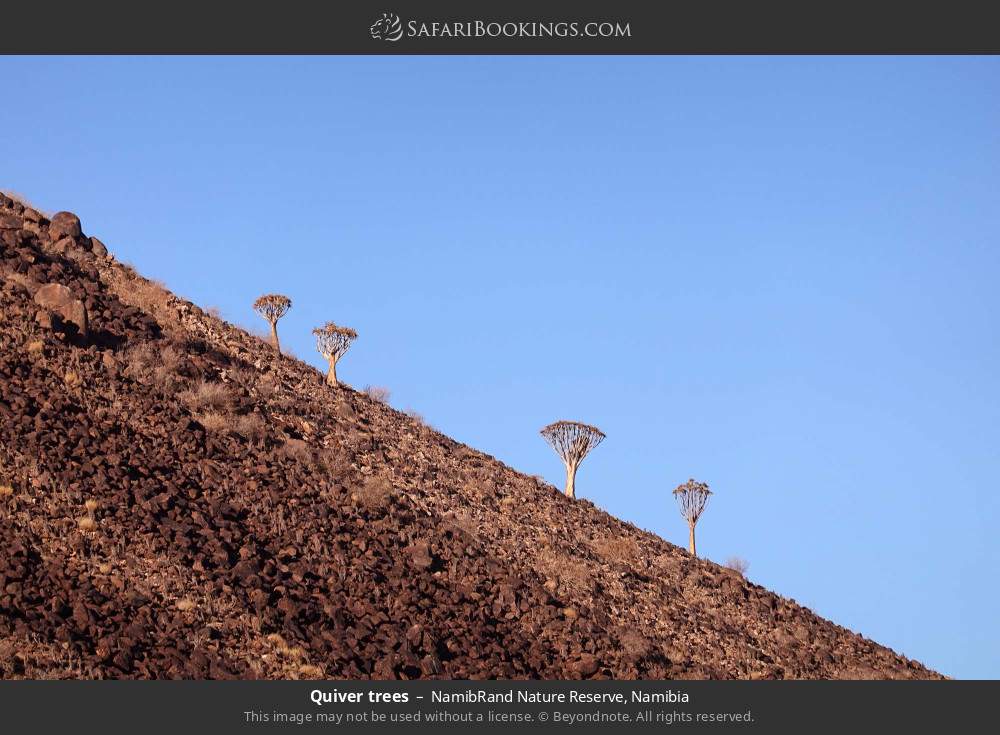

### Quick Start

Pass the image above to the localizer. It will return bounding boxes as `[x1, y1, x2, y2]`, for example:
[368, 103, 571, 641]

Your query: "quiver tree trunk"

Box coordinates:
[269, 320, 280, 353]
[688, 522, 697, 557]
[326, 359, 338, 387]
[565, 462, 578, 499]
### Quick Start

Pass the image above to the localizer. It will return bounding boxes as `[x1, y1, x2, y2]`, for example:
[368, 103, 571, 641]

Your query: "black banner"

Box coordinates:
[0, 680, 996, 733]
[0, 0, 998, 53]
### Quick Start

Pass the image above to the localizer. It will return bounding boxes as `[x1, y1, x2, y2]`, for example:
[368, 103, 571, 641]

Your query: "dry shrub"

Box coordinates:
[590, 536, 641, 564]
[298, 664, 323, 678]
[176, 599, 197, 612]
[129, 278, 173, 318]
[536, 549, 593, 595]
[1, 189, 50, 215]
[179, 380, 231, 412]
[234, 414, 266, 444]
[725, 557, 750, 576]
[315, 448, 351, 477]
[353, 476, 394, 512]
[404, 408, 425, 424]
[123, 342, 158, 378]
[205, 306, 223, 320]
[364, 385, 391, 404]
[148, 344, 184, 390]
[122, 342, 182, 389]
[196, 411, 233, 434]
[77, 516, 96, 532]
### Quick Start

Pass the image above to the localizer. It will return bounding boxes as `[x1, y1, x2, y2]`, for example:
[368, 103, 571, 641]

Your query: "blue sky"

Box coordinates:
[3, 56, 998, 679]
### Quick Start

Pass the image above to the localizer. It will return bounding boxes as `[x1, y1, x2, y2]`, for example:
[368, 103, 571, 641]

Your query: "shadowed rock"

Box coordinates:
[33, 282, 88, 337]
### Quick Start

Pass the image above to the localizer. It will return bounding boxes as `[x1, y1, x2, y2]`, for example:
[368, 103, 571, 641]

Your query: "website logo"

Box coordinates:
[370, 13, 403, 42]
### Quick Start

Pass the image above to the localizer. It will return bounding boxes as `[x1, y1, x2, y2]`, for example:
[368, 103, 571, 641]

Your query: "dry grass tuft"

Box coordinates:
[0, 485, 14, 499]
[353, 477, 394, 512]
[122, 341, 184, 389]
[179, 380, 231, 412]
[77, 516, 97, 532]
[128, 278, 173, 319]
[196, 411, 233, 434]
[123, 342, 157, 378]
[298, 664, 323, 678]
[537, 549, 593, 595]
[0, 189, 48, 214]
[725, 557, 750, 576]
[590, 536, 641, 565]
[315, 448, 351, 477]
[364, 385, 391, 404]
[151, 345, 184, 389]
[234, 414, 266, 444]
[176, 598, 197, 612]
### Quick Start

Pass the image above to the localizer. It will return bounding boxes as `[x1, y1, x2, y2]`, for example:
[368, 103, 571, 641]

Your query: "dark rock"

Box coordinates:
[49, 211, 82, 239]
[33, 283, 88, 336]
[572, 654, 600, 677]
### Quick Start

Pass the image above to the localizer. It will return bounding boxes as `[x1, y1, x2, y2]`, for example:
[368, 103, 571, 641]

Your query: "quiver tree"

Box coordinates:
[673, 479, 712, 557]
[252, 294, 292, 353]
[540, 420, 605, 500]
[312, 322, 357, 387]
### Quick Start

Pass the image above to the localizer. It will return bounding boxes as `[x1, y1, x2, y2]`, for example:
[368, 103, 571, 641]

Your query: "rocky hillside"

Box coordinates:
[0, 193, 940, 680]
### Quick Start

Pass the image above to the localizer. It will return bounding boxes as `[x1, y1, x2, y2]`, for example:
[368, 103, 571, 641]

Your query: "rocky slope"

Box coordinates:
[0, 193, 940, 679]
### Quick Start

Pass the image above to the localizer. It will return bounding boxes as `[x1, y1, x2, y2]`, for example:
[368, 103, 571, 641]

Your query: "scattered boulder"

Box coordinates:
[89, 236, 108, 257]
[33, 282, 88, 337]
[48, 211, 82, 239]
